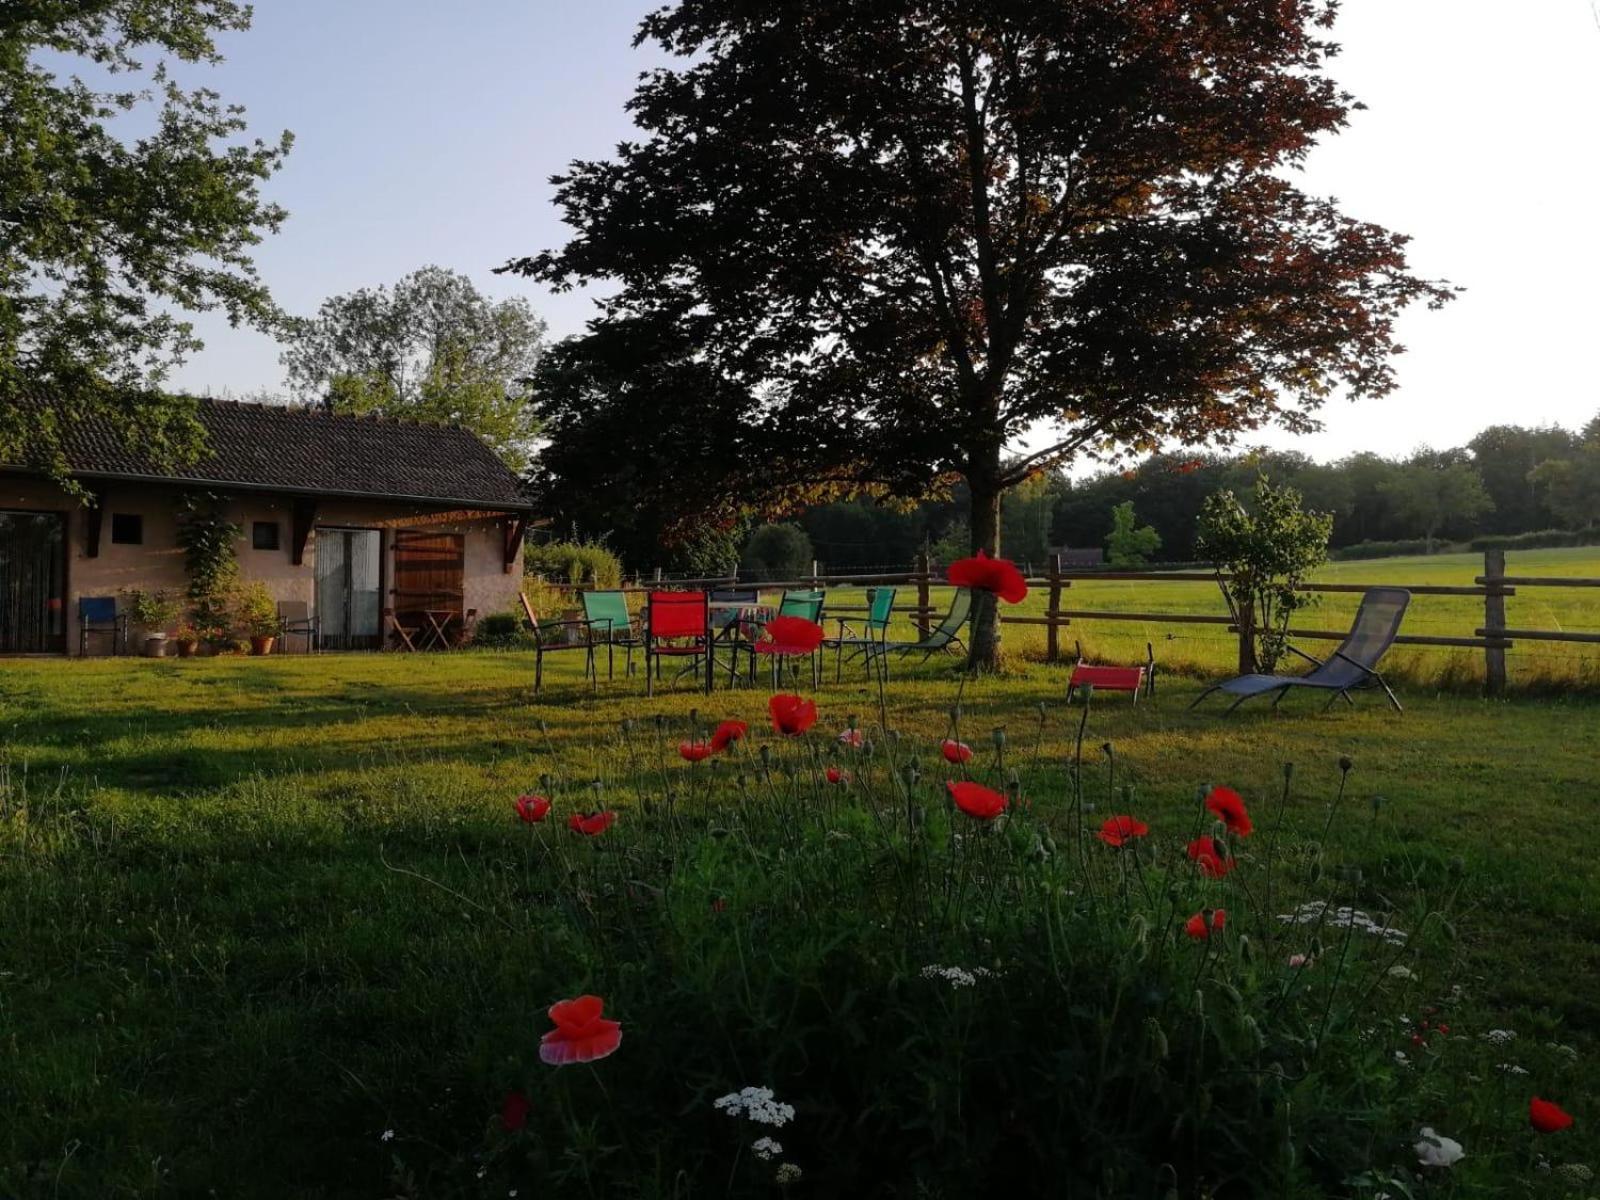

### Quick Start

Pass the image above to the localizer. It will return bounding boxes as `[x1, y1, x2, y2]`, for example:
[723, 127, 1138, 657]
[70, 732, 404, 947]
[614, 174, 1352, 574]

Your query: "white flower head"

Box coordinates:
[920, 964, 995, 988]
[775, 1162, 803, 1185]
[1415, 1127, 1465, 1168]
[751, 1136, 783, 1160]
[1393, 1051, 1409, 1066]
[1277, 901, 1407, 944]
[1386, 965, 1416, 980]
[1287, 953, 1311, 968]
[1483, 1029, 1517, 1045]
[714, 1086, 795, 1128]
[380, 1129, 395, 1143]
[1497, 1062, 1529, 1076]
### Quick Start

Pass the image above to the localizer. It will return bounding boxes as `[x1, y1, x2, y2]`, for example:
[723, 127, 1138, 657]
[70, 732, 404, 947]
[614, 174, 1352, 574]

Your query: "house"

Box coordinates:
[0, 399, 533, 654]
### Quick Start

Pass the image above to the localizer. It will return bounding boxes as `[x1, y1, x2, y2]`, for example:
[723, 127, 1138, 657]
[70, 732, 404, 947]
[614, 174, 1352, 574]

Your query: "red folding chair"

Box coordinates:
[644, 590, 712, 696]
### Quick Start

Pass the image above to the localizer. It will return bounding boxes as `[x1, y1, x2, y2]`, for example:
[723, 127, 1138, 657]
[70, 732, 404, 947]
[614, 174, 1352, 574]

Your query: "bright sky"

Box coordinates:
[170, 0, 1600, 463]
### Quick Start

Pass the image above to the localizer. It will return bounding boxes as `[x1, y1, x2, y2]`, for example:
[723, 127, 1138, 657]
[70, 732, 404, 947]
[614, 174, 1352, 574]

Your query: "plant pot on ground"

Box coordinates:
[120, 588, 182, 657]
[233, 581, 282, 657]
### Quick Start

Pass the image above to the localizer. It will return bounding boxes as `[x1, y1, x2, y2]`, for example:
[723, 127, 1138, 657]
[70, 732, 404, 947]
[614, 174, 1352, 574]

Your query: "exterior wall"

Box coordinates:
[0, 474, 526, 652]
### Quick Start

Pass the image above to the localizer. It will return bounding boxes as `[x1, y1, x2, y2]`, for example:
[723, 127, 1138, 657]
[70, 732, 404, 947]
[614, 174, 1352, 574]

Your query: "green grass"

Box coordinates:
[2, 650, 1598, 1194]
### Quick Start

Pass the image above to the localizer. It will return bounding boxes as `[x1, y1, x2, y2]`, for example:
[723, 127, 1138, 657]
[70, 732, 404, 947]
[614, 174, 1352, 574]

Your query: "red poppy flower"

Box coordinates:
[837, 728, 864, 749]
[679, 740, 713, 763]
[1530, 1097, 1574, 1133]
[946, 550, 1029, 604]
[826, 766, 851, 785]
[500, 1089, 531, 1132]
[769, 693, 818, 736]
[538, 995, 623, 1066]
[752, 615, 826, 655]
[568, 811, 616, 837]
[1204, 787, 1253, 837]
[710, 720, 748, 753]
[1097, 815, 1150, 847]
[947, 780, 1007, 821]
[941, 739, 974, 765]
[515, 794, 551, 824]
[1184, 909, 1226, 940]
[711, 897, 727, 914]
[1187, 835, 1235, 878]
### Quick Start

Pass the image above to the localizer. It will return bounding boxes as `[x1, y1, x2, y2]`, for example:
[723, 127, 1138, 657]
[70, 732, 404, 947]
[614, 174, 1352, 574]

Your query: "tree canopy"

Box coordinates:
[281, 266, 547, 470]
[512, 0, 1453, 667]
[0, 0, 291, 479]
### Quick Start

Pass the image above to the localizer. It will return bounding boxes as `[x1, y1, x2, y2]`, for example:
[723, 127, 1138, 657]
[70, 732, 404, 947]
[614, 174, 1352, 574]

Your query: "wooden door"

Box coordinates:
[392, 530, 465, 627]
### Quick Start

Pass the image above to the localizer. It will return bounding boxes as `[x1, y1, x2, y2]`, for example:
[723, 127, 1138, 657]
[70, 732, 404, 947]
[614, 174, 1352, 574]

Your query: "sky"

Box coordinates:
[166, 0, 1600, 466]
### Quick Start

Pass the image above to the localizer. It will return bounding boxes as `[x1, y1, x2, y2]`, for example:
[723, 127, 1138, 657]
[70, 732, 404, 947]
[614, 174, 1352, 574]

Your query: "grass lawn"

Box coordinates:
[2, 647, 1598, 1195]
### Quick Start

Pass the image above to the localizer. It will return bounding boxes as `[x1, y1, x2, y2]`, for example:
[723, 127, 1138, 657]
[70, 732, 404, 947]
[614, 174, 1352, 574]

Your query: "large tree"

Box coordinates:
[281, 266, 547, 470]
[510, 0, 1453, 668]
[0, 0, 290, 479]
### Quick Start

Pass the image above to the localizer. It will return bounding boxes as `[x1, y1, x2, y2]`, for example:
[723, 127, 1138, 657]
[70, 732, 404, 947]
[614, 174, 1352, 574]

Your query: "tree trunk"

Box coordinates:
[965, 480, 1003, 673]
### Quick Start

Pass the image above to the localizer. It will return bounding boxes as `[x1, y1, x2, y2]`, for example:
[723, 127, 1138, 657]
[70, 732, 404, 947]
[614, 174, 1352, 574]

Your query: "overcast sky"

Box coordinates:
[170, 0, 1600, 465]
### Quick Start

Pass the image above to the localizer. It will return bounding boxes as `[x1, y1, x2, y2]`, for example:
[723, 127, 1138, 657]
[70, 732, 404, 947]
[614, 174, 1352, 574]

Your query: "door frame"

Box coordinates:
[314, 525, 386, 651]
[0, 506, 70, 654]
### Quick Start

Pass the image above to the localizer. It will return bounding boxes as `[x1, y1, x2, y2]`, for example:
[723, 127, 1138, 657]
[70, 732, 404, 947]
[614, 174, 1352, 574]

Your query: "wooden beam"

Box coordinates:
[291, 498, 317, 566]
[502, 515, 527, 574]
[82, 484, 107, 558]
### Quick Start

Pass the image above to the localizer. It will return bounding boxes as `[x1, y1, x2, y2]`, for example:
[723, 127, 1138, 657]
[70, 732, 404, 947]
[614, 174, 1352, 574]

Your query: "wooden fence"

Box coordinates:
[544, 549, 1597, 695]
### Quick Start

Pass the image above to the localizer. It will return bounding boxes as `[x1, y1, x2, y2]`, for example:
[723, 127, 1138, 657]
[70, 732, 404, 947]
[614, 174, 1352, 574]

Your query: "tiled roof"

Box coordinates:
[57, 399, 532, 510]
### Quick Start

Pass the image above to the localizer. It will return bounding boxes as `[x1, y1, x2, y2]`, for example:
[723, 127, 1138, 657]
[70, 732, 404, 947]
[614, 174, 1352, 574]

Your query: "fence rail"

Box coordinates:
[534, 549, 1596, 693]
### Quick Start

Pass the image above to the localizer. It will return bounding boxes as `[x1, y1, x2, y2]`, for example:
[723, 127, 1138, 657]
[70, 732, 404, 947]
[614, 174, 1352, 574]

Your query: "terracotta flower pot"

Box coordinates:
[176, 639, 200, 658]
[143, 634, 170, 658]
[249, 635, 276, 656]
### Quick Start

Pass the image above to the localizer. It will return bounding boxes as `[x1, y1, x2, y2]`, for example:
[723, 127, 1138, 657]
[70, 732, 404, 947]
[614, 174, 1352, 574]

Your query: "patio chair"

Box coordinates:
[710, 587, 761, 686]
[384, 607, 423, 653]
[644, 590, 713, 697]
[731, 588, 825, 685]
[277, 600, 320, 654]
[452, 608, 479, 648]
[520, 593, 597, 694]
[1189, 588, 1411, 714]
[823, 586, 897, 682]
[881, 588, 973, 662]
[78, 596, 128, 656]
[581, 590, 642, 681]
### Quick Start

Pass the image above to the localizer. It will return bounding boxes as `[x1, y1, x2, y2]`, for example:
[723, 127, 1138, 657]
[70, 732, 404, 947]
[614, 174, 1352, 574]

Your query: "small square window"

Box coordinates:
[252, 521, 281, 551]
[110, 513, 143, 545]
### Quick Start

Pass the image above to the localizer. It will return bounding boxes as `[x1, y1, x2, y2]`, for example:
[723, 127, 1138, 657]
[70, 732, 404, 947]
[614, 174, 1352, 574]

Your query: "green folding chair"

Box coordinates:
[824, 586, 897, 681]
[881, 589, 972, 662]
[581, 590, 641, 682]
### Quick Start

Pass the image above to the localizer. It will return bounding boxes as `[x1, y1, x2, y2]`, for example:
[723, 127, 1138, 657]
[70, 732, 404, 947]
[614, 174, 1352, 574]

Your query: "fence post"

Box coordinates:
[916, 550, 932, 638]
[811, 560, 821, 589]
[1483, 548, 1507, 697]
[653, 567, 662, 586]
[1046, 552, 1063, 663]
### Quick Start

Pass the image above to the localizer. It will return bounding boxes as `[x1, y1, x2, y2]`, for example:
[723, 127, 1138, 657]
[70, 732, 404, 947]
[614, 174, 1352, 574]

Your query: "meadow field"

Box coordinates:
[1, 640, 1598, 1195]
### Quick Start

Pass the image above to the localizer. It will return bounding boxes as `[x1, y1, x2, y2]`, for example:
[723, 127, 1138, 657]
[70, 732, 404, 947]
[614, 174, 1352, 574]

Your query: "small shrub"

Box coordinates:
[1469, 527, 1600, 552]
[525, 539, 624, 588]
[232, 581, 279, 638]
[1105, 500, 1161, 566]
[1332, 538, 1459, 560]
[739, 523, 813, 581]
[120, 587, 181, 632]
[473, 611, 531, 649]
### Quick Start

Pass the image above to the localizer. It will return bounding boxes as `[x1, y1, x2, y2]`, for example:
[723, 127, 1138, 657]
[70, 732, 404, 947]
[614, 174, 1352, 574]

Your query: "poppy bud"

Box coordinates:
[1447, 855, 1465, 877]
[992, 727, 1006, 748]
[538, 773, 552, 791]
[1237, 934, 1253, 962]
[1338, 755, 1353, 773]
[949, 705, 962, 722]
[1100, 742, 1112, 757]
[1036, 701, 1047, 719]
[1006, 770, 1021, 797]
[847, 713, 858, 730]
[1212, 836, 1230, 860]
[1144, 1016, 1169, 1060]
[687, 707, 699, 728]
[862, 739, 875, 756]
[1308, 860, 1323, 883]
[653, 713, 666, 729]
[1243, 1015, 1267, 1050]
[1041, 832, 1057, 856]
[1080, 682, 1095, 699]
[1216, 981, 1244, 1010]
[1371, 793, 1384, 814]
[1283, 762, 1293, 781]
[760, 744, 773, 767]
[642, 796, 655, 815]
[537, 720, 548, 736]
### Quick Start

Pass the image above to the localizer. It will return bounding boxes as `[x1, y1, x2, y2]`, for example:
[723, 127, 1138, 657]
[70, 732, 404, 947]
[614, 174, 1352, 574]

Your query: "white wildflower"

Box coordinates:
[380, 1129, 395, 1143]
[1276, 901, 1407, 944]
[1393, 1051, 1409, 1067]
[1287, 953, 1312, 968]
[920, 964, 995, 988]
[775, 1162, 803, 1185]
[1554, 1163, 1593, 1185]
[1483, 1029, 1517, 1045]
[1497, 1062, 1529, 1076]
[1386, 965, 1416, 980]
[1547, 1041, 1579, 1062]
[1415, 1127, 1465, 1168]
[751, 1136, 783, 1160]
[714, 1086, 796, 1128]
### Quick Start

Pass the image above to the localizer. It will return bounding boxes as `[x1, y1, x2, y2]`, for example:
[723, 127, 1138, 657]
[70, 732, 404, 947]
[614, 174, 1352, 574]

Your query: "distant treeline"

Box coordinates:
[751, 415, 1600, 575]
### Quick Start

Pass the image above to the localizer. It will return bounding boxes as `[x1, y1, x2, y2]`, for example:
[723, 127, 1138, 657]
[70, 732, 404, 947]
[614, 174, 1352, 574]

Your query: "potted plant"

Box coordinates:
[121, 588, 181, 657]
[173, 621, 202, 658]
[233, 581, 281, 656]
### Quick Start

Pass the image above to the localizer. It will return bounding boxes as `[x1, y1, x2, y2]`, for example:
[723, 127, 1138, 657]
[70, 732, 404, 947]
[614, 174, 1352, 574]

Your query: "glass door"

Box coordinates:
[314, 528, 382, 650]
[0, 510, 66, 653]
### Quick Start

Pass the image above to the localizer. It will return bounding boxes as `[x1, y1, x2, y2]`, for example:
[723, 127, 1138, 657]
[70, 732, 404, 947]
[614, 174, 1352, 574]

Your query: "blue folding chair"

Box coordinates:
[79, 596, 128, 656]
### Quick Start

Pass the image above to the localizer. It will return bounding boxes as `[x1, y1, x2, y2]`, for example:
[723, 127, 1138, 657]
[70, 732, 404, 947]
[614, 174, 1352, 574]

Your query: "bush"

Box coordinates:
[1469, 528, 1600, 552]
[739, 523, 813, 581]
[472, 611, 532, 649]
[1332, 539, 1458, 561]
[525, 539, 624, 588]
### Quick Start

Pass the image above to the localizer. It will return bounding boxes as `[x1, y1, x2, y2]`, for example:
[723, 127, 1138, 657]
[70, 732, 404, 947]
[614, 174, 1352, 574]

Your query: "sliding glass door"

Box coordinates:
[0, 510, 66, 653]
[314, 528, 382, 650]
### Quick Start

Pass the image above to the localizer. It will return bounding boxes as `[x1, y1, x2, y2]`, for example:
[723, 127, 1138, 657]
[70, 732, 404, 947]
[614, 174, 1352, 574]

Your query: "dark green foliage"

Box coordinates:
[1330, 538, 1444, 561]
[1105, 500, 1162, 567]
[0, 1, 290, 477]
[738, 523, 814, 581]
[523, 539, 624, 588]
[471, 611, 532, 649]
[1469, 528, 1600, 552]
[174, 492, 242, 643]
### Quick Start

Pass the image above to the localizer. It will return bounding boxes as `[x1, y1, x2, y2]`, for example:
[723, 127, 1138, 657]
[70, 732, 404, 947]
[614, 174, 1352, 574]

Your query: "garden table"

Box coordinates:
[418, 608, 461, 651]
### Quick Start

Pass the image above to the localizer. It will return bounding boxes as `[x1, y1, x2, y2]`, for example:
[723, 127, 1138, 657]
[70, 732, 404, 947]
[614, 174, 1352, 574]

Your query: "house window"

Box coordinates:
[252, 521, 281, 551]
[110, 513, 143, 545]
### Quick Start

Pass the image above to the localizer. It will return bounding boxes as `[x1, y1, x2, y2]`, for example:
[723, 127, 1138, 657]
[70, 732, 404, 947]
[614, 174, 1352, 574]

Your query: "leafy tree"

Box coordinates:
[1105, 501, 1161, 567]
[282, 266, 547, 469]
[1379, 452, 1493, 552]
[1469, 423, 1580, 534]
[1000, 472, 1063, 569]
[510, 0, 1452, 669]
[0, 1, 291, 480]
[1530, 414, 1600, 530]
[1196, 478, 1332, 673]
[740, 523, 815, 582]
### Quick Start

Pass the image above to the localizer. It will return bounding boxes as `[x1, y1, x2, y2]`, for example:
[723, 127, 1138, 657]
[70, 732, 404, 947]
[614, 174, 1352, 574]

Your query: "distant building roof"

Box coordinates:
[50, 398, 532, 511]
